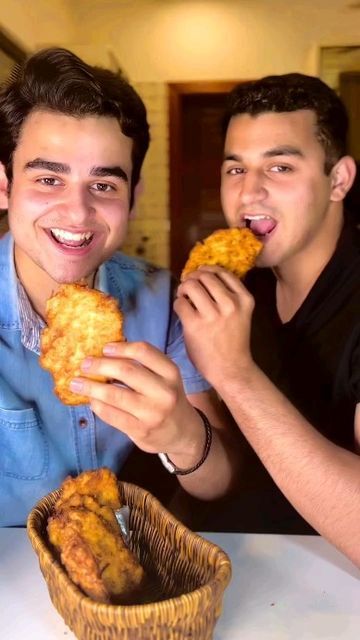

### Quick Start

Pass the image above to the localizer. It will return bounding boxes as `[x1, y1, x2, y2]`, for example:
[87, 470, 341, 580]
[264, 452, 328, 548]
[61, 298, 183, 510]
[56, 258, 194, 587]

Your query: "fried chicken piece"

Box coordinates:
[55, 468, 122, 511]
[48, 468, 145, 603]
[48, 518, 109, 602]
[48, 508, 145, 603]
[40, 283, 125, 405]
[55, 494, 120, 534]
[181, 227, 263, 280]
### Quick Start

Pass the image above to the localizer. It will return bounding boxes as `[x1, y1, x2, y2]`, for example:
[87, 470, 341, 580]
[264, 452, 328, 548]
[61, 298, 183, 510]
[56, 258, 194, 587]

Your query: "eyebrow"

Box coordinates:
[25, 159, 70, 173]
[223, 146, 304, 162]
[90, 166, 128, 182]
[24, 159, 129, 182]
[263, 146, 304, 159]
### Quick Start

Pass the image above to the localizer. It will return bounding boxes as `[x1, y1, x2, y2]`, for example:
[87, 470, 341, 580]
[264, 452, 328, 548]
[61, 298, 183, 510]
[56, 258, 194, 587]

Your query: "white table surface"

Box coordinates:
[0, 529, 359, 639]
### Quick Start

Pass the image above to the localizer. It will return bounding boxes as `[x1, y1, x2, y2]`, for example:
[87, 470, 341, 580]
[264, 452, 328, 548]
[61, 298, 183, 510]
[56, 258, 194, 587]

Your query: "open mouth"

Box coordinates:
[49, 228, 94, 248]
[244, 215, 277, 237]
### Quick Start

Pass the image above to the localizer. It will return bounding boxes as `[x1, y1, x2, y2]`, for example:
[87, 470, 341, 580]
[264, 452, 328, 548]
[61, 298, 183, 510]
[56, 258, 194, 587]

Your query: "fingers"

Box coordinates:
[103, 340, 180, 381]
[74, 347, 180, 396]
[71, 378, 155, 430]
[85, 391, 167, 452]
[68, 341, 184, 424]
[175, 278, 219, 318]
[177, 267, 253, 314]
[183, 266, 244, 292]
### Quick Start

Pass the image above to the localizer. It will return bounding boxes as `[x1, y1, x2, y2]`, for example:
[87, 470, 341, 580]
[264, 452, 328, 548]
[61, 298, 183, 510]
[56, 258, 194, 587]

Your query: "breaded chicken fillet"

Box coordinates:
[55, 468, 122, 511]
[181, 227, 263, 280]
[40, 283, 124, 405]
[48, 507, 145, 603]
[47, 468, 145, 603]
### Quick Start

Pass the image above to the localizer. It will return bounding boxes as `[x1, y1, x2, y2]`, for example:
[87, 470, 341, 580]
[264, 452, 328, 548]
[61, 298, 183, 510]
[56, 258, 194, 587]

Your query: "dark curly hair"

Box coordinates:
[223, 73, 349, 175]
[0, 47, 150, 208]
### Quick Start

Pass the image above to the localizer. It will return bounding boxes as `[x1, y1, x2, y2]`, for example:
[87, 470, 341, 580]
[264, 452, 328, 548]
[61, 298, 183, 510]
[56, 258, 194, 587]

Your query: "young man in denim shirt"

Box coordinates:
[0, 48, 236, 526]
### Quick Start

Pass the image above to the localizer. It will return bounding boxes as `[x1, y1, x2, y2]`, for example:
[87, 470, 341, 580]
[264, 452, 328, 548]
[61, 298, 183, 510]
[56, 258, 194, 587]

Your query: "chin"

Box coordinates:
[254, 254, 272, 269]
[49, 270, 93, 286]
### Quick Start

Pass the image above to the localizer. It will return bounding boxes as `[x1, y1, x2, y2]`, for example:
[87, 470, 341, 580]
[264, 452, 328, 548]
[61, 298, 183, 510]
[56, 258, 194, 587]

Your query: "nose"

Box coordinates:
[239, 171, 267, 206]
[62, 186, 95, 225]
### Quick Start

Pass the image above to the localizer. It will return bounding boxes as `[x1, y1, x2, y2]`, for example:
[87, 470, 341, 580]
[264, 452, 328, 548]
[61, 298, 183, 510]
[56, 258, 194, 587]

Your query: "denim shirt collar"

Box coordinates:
[0, 233, 22, 330]
[0, 232, 104, 354]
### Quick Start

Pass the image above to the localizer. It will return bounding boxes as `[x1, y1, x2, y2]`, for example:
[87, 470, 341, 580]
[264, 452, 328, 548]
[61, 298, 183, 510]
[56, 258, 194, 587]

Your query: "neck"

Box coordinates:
[13, 247, 95, 320]
[15, 256, 54, 320]
[274, 210, 344, 323]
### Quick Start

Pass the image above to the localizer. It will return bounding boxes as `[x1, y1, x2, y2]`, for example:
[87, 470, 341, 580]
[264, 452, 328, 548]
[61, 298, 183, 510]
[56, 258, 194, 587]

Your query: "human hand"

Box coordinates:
[69, 341, 204, 458]
[174, 266, 255, 389]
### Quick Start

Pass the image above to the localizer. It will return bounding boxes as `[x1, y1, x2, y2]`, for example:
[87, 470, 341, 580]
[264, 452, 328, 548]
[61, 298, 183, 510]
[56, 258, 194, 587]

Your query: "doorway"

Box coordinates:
[339, 70, 360, 161]
[168, 81, 237, 278]
[339, 71, 360, 219]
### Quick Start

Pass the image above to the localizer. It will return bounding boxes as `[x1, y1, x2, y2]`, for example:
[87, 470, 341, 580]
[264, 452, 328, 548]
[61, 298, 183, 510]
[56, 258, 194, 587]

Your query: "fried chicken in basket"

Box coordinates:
[181, 227, 263, 280]
[55, 467, 122, 511]
[40, 283, 125, 405]
[47, 468, 145, 603]
[48, 507, 145, 603]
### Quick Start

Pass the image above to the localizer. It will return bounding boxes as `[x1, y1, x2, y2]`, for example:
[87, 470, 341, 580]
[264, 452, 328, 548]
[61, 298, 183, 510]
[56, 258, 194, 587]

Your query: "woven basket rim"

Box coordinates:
[27, 480, 232, 615]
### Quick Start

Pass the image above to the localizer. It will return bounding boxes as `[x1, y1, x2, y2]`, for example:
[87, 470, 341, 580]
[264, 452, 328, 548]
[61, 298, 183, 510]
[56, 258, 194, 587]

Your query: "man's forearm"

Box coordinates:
[177, 425, 239, 499]
[166, 390, 242, 500]
[216, 364, 360, 567]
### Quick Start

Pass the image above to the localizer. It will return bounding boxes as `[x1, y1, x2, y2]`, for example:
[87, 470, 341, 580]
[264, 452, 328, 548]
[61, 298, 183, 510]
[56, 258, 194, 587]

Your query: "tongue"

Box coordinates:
[249, 219, 276, 236]
[60, 238, 86, 247]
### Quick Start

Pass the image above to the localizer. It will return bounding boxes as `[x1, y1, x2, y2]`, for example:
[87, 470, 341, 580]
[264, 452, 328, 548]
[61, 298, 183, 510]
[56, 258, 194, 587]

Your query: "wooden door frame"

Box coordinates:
[168, 81, 238, 275]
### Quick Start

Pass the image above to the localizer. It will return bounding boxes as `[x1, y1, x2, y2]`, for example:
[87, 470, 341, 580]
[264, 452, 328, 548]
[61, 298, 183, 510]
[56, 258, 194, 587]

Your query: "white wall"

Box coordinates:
[0, 0, 75, 52]
[66, 0, 360, 81]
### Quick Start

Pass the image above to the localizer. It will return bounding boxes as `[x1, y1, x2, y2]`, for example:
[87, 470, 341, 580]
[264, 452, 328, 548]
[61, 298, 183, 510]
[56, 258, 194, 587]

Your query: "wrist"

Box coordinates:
[158, 408, 212, 475]
[217, 360, 260, 402]
[206, 352, 254, 389]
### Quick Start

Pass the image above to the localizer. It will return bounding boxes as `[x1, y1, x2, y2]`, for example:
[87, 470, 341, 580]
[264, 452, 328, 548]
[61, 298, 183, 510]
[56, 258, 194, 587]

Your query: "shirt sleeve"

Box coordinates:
[165, 308, 211, 395]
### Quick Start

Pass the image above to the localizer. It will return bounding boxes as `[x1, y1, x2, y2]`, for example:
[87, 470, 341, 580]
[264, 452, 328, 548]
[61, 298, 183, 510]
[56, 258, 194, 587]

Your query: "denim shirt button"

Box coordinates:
[78, 417, 88, 428]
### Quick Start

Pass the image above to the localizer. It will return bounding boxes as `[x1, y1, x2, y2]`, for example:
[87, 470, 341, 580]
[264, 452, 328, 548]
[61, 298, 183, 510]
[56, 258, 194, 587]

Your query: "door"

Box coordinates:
[339, 70, 360, 161]
[339, 71, 360, 217]
[169, 82, 238, 278]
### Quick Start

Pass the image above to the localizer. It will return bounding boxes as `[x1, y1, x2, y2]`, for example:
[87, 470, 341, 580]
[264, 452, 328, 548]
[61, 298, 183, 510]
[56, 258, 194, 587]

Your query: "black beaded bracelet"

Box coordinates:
[158, 408, 213, 476]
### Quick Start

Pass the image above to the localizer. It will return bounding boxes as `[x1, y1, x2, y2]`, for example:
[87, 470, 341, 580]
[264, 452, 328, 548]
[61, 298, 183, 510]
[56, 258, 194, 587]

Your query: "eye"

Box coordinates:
[91, 182, 115, 192]
[37, 176, 62, 186]
[226, 167, 246, 175]
[269, 165, 293, 173]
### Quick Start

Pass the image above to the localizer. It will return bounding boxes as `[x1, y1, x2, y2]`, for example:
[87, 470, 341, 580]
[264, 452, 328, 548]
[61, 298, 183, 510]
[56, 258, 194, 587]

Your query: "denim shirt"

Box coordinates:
[0, 233, 210, 526]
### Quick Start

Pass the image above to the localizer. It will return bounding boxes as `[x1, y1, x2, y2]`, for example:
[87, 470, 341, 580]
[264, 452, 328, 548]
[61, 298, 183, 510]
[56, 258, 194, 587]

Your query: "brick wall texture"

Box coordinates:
[122, 82, 170, 269]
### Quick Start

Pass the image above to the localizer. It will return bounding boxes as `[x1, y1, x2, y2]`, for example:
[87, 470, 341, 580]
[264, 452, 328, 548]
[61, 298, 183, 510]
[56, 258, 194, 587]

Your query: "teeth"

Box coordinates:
[244, 215, 271, 221]
[51, 228, 93, 242]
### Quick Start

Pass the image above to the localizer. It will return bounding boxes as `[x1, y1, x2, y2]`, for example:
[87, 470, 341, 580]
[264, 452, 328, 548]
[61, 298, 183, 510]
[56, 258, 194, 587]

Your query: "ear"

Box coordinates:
[129, 176, 145, 220]
[329, 155, 357, 202]
[0, 162, 9, 210]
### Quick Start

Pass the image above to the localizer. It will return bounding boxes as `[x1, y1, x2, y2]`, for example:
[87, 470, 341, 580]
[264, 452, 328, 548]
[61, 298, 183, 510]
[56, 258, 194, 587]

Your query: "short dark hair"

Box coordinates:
[223, 73, 349, 174]
[0, 47, 150, 207]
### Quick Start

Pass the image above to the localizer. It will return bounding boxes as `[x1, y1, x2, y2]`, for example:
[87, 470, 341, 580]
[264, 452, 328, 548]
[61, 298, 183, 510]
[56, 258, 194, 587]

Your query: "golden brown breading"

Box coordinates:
[55, 493, 120, 534]
[181, 227, 263, 280]
[55, 468, 122, 511]
[48, 468, 145, 603]
[48, 508, 145, 603]
[47, 517, 109, 602]
[40, 283, 124, 405]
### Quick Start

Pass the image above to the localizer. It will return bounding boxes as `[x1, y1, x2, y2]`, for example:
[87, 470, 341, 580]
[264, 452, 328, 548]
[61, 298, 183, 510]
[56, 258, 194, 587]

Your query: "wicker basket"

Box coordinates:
[27, 481, 232, 640]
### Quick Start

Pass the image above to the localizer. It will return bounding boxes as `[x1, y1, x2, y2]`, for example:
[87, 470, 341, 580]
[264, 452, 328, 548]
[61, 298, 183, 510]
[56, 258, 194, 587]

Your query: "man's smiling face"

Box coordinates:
[220, 109, 340, 270]
[6, 109, 133, 288]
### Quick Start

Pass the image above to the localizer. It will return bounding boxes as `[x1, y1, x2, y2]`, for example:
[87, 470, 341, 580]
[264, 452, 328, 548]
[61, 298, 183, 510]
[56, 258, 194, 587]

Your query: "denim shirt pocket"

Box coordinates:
[0, 407, 49, 480]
